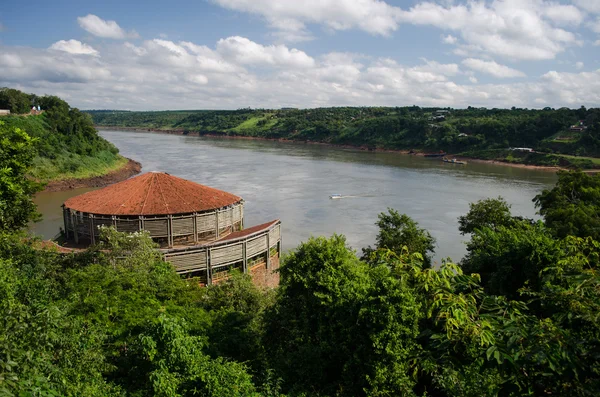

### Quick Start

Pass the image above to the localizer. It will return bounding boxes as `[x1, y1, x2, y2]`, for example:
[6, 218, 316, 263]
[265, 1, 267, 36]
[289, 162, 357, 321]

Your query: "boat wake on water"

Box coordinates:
[329, 193, 376, 199]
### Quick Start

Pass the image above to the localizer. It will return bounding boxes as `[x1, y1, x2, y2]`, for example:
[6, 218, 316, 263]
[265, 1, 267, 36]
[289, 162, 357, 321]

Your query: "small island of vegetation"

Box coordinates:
[0, 88, 139, 190]
[89, 105, 600, 169]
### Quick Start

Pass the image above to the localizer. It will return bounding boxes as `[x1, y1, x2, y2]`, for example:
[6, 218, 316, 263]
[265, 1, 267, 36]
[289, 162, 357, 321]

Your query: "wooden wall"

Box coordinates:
[63, 202, 244, 247]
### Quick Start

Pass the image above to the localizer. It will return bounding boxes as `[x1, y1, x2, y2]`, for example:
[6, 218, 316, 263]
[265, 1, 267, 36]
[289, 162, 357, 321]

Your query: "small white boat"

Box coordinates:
[330, 194, 343, 199]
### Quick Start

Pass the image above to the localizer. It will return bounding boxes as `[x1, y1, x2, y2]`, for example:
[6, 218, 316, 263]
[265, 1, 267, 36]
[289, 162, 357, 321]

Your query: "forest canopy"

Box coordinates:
[89, 105, 600, 169]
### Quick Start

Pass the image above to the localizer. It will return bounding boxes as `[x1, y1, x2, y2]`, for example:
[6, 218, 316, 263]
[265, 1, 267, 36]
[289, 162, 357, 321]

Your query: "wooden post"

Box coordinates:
[63, 207, 69, 240]
[89, 214, 95, 244]
[167, 215, 173, 247]
[141, 216, 146, 232]
[240, 205, 244, 230]
[138, 216, 143, 233]
[193, 213, 198, 243]
[242, 241, 248, 274]
[266, 231, 271, 270]
[72, 212, 79, 244]
[207, 248, 212, 285]
[215, 210, 220, 239]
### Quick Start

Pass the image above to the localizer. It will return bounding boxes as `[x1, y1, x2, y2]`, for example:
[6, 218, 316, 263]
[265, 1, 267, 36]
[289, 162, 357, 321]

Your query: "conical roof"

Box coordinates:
[64, 172, 242, 216]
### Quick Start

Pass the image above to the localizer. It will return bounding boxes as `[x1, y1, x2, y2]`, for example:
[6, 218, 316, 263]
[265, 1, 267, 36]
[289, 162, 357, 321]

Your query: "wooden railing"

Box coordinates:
[162, 221, 281, 284]
[63, 202, 244, 247]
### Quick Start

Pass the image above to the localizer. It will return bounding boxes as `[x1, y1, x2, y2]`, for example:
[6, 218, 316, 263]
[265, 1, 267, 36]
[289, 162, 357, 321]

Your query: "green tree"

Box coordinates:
[0, 121, 42, 231]
[267, 235, 421, 396]
[200, 272, 277, 390]
[129, 315, 257, 397]
[0, 234, 120, 396]
[384, 243, 600, 396]
[363, 209, 436, 268]
[460, 220, 560, 299]
[458, 197, 514, 234]
[0, 88, 31, 114]
[534, 170, 600, 241]
[63, 226, 206, 339]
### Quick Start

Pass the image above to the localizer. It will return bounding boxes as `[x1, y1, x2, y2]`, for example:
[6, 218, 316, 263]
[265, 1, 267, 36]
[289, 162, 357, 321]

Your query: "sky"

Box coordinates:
[0, 0, 599, 110]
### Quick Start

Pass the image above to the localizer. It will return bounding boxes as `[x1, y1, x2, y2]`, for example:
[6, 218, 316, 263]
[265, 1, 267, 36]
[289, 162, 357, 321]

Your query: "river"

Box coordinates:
[32, 130, 558, 264]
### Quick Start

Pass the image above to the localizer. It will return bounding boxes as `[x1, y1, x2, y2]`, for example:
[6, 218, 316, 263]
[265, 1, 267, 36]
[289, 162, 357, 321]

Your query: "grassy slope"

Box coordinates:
[3, 115, 126, 182]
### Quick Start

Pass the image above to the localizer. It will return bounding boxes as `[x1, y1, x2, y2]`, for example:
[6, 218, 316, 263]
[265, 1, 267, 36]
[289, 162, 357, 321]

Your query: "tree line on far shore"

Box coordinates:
[2, 107, 600, 395]
[89, 105, 600, 168]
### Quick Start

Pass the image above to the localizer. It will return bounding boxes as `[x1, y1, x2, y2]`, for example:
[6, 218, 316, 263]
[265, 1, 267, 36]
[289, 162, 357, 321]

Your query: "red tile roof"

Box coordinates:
[64, 172, 242, 216]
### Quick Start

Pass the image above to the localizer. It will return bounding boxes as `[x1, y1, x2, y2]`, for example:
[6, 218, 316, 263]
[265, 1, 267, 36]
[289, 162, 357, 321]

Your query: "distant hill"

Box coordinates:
[88, 106, 600, 169]
[1, 88, 127, 182]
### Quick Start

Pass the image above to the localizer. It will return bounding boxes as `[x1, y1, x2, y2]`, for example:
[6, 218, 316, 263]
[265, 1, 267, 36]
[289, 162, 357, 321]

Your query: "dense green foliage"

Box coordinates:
[267, 235, 421, 396]
[362, 208, 436, 268]
[458, 197, 517, 235]
[0, 121, 42, 230]
[0, 88, 32, 115]
[3, 115, 600, 395]
[462, 219, 559, 299]
[4, 221, 600, 396]
[0, 88, 123, 181]
[89, 106, 600, 168]
[534, 170, 600, 241]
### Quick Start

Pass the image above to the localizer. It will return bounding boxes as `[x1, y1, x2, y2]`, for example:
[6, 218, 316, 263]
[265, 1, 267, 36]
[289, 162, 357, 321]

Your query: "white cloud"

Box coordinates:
[49, 40, 99, 56]
[415, 58, 460, 76]
[573, 0, 600, 14]
[575, 61, 584, 70]
[442, 34, 457, 44]
[186, 74, 209, 85]
[2, 36, 599, 110]
[152, 39, 188, 56]
[543, 4, 584, 26]
[216, 36, 315, 68]
[124, 42, 147, 56]
[211, 0, 583, 61]
[595, 39, 600, 46]
[1, 46, 109, 84]
[77, 14, 138, 39]
[541, 70, 600, 105]
[0, 54, 24, 68]
[462, 58, 525, 78]
[211, 0, 402, 40]
[398, 1, 581, 61]
[307, 52, 363, 85]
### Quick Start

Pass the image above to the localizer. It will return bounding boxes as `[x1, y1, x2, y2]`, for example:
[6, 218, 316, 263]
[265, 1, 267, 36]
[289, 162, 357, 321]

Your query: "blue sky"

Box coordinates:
[1, 0, 599, 110]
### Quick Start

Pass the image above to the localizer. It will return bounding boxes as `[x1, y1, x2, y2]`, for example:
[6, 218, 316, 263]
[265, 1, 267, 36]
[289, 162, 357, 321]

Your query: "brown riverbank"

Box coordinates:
[459, 158, 563, 172]
[42, 158, 142, 192]
[96, 126, 566, 173]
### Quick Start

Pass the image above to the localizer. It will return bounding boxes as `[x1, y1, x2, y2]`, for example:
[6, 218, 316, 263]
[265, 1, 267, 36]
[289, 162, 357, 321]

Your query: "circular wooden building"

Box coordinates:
[62, 172, 281, 287]
[63, 172, 244, 247]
